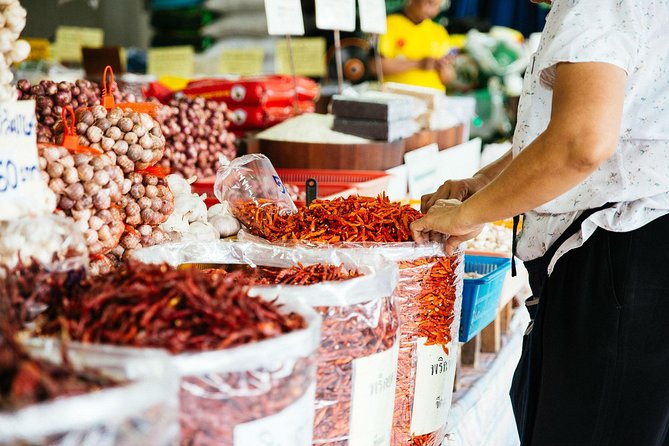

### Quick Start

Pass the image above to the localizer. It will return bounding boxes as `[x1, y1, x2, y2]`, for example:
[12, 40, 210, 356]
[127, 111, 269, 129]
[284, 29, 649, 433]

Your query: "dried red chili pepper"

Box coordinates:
[232, 194, 422, 243]
[255, 263, 362, 286]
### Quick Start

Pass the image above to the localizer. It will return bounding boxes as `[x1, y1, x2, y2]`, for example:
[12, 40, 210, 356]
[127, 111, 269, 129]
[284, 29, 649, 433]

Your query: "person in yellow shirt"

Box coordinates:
[379, 0, 455, 91]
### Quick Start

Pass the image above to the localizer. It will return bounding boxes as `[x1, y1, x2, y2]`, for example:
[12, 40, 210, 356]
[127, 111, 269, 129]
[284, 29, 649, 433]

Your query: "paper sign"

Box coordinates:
[404, 143, 439, 200]
[409, 338, 457, 436]
[55, 26, 104, 63]
[24, 38, 50, 61]
[315, 0, 356, 32]
[0, 101, 53, 221]
[358, 0, 387, 34]
[234, 384, 315, 445]
[276, 38, 326, 77]
[148, 46, 194, 79]
[385, 164, 408, 202]
[349, 343, 399, 446]
[219, 48, 265, 75]
[264, 0, 305, 36]
[435, 137, 482, 184]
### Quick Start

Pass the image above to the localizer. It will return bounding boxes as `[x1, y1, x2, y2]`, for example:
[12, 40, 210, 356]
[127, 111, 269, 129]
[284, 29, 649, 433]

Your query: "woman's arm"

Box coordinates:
[380, 56, 435, 75]
[412, 61, 628, 251]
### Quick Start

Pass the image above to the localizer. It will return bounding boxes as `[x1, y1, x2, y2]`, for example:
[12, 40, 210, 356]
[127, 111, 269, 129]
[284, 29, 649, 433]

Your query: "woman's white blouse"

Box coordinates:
[513, 0, 669, 272]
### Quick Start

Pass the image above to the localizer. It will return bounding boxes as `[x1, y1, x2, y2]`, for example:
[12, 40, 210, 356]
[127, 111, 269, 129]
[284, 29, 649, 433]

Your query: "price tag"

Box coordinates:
[358, 0, 387, 34]
[348, 343, 400, 446]
[0, 101, 53, 221]
[276, 37, 327, 77]
[409, 338, 457, 436]
[404, 143, 439, 200]
[24, 38, 51, 61]
[435, 137, 482, 184]
[55, 26, 104, 63]
[219, 48, 265, 75]
[147, 46, 195, 79]
[264, 0, 305, 36]
[315, 0, 356, 32]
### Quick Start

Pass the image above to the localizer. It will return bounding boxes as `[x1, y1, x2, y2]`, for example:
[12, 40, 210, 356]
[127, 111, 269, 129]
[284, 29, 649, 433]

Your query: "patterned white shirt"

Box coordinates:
[513, 0, 669, 273]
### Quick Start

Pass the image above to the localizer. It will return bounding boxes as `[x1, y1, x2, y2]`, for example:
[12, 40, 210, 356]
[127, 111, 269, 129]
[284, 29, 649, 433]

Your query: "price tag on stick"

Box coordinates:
[264, 0, 305, 36]
[315, 0, 356, 32]
[358, 0, 387, 34]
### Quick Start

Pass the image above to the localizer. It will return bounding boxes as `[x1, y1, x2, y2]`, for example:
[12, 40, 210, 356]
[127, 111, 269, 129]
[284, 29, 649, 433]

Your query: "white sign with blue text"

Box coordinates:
[0, 100, 52, 221]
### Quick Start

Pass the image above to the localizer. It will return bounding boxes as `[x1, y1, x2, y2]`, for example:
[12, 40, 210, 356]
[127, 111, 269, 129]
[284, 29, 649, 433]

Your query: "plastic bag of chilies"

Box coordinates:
[2, 339, 180, 446]
[237, 232, 465, 446]
[133, 239, 402, 445]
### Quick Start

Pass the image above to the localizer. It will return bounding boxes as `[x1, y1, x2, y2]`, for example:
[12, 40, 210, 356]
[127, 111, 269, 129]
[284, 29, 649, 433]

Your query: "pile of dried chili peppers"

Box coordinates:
[11, 261, 313, 446]
[34, 262, 306, 353]
[392, 255, 461, 446]
[255, 263, 362, 286]
[232, 194, 422, 243]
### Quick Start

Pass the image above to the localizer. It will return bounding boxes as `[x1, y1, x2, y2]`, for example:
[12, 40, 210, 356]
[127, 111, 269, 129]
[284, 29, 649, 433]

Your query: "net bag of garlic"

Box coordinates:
[213, 153, 297, 227]
[38, 143, 125, 258]
[0, 334, 180, 446]
[134, 240, 402, 445]
[22, 261, 320, 446]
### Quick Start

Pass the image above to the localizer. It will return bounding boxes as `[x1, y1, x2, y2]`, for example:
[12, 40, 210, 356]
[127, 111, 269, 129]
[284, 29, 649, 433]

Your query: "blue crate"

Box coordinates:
[150, 0, 203, 10]
[459, 255, 512, 342]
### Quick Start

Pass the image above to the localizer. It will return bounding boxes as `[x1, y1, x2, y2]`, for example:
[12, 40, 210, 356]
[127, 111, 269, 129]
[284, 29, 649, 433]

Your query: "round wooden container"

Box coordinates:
[256, 139, 405, 171]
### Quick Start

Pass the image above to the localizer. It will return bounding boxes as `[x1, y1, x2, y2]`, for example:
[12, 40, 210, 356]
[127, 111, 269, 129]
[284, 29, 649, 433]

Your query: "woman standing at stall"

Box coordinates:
[412, 0, 669, 444]
[378, 0, 455, 91]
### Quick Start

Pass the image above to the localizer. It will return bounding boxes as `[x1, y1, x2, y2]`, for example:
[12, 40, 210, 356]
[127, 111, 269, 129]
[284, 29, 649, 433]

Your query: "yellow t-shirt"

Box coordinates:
[379, 14, 451, 91]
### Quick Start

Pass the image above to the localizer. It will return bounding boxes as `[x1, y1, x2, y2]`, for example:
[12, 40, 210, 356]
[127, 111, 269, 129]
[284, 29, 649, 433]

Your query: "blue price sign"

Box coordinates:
[0, 101, 50, 221]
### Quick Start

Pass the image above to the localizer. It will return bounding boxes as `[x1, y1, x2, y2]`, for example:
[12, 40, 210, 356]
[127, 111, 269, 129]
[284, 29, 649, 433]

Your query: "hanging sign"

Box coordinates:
[147, 46, 195, 79]
[276, 38, 327, 77]
[55, 26, 104, 63]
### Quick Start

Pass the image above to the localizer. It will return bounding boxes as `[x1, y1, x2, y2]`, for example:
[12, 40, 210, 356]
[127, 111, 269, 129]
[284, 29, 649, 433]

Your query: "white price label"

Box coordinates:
[358, 0, 387, 34]
[349, 342, 400, 446]
[315, 0, 356, 32]
[234, 384, 315, 446]
[0, 101, 51, 221]
[409, 338, 457, 436]
[405, 143, 439, 201]
[264, 0, 305, 36]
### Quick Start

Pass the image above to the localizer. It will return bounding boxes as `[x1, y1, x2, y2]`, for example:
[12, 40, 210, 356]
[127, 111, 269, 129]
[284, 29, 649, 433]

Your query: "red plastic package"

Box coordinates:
[228, 101, 316, 131]
[183, 75, 320, 107]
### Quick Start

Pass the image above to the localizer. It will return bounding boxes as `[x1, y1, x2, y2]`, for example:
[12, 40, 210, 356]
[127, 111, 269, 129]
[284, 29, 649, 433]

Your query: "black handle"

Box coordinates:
[305, 178, 318, 207]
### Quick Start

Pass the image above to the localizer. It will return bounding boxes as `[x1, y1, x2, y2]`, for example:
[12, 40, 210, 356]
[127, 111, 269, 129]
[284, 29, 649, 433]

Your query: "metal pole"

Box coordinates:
[334, 29, 344, 93]
[374, 33, 384, 85]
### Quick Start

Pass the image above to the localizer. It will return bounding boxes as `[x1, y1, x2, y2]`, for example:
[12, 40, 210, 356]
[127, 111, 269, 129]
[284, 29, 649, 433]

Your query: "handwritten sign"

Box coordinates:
[147, 46, 194, 79]
[264, 0, 305, 36]
[315, 0, 356, 32]
[358, 0, 387, 34]
[276, 37, 326, 77]
[55, 26, 104, 63]
[0, 101, 53, 221]
[24, 38, 51, 61]
[219, 48, 265, 75]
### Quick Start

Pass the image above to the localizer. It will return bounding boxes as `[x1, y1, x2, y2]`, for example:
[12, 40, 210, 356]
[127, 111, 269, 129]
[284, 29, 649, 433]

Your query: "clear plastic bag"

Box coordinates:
[2, 339, 180, 446]
[0, 214, 88, 272]
[236, 233, 465, 446]
[213, 154, 297, 230]
[134, 240, 401, 445]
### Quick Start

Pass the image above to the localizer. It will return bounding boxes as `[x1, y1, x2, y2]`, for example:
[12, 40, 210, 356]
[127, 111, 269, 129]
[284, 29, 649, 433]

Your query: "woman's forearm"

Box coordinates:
[380, 57, 420, 75]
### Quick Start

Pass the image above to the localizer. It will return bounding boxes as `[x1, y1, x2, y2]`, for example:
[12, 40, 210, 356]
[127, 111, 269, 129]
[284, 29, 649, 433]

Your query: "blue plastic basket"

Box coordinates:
[459, 255, 512, 342]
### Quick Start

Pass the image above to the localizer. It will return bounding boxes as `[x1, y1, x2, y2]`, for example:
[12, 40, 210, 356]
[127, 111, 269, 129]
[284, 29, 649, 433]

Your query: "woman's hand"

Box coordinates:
[411, 199, 483, 254]
[436, 55, 456, 86]
[421, 173, 490, 213]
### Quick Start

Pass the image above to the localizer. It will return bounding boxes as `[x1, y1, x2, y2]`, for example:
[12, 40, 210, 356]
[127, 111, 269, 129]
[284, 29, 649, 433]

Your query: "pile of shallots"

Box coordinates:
[156, 96, 237, 179]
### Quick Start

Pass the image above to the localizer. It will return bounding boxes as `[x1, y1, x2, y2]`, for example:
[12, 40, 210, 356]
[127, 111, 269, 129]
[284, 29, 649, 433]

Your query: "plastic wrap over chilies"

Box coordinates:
[213, 154, 297, 227]
[237, 233, 465, 446]
[134, 240, 402, 445]
[0, 214, 89, 272]
[2, 339, 180, 446]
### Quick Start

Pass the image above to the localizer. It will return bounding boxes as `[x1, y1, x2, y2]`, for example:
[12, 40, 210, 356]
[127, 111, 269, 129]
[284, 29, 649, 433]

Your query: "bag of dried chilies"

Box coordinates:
[0, 276, 180, 446]
[20, 261, 320, 446]
[134, 240, 402, 445]
[232, 192, 464, 446]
